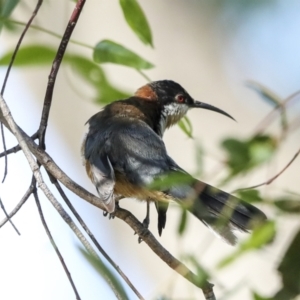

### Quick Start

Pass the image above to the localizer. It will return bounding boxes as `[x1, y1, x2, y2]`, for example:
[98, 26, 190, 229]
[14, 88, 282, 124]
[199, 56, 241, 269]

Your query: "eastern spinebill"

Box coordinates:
[82, 80, 266, 245]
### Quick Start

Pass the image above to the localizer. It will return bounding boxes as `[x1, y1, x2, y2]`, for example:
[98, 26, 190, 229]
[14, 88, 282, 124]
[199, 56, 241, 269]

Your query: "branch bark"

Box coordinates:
[0, 101, 215, 299]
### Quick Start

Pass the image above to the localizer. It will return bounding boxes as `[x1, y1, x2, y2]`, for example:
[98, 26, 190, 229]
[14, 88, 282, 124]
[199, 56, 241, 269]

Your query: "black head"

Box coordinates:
[147, 80, 235, 121]
[148, 80, 194, 106]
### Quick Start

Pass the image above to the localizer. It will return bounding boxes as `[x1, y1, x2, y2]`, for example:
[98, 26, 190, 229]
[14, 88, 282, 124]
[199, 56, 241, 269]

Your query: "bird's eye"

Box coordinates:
[176, 95, 185, 103]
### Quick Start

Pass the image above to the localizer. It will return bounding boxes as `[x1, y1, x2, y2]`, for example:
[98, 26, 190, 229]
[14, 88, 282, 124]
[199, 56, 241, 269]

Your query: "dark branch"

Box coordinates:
[1, 123, 216, 299]
[0, 132, 38, 158]
[0, 197, 20, 235]
[48, 174, 144, 300]
[0, 185, 34, 228]
[33, 178, 81, 300]
[114, 207, 215, 300]
[0, 0, 43, 182]
[233, 146, 300, 192]
[38, 0, 86, 149]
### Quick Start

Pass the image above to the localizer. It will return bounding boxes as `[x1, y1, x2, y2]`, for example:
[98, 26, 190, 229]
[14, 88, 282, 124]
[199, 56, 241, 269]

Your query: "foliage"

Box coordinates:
[0, 1, 300, 300]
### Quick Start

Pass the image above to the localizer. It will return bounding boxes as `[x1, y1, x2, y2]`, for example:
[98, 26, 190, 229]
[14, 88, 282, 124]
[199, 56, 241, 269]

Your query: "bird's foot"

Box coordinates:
[103, 202, 120, 219]
[137, 203, 150, 243]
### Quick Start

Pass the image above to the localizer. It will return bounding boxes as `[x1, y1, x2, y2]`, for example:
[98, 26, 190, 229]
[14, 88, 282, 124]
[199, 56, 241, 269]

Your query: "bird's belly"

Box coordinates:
[114, 174, 171, 203]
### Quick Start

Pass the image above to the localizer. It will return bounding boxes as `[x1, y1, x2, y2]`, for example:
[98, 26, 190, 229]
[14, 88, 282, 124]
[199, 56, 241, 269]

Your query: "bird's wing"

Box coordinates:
[107, 119, 172, 186]
[84, 129, 116, 213]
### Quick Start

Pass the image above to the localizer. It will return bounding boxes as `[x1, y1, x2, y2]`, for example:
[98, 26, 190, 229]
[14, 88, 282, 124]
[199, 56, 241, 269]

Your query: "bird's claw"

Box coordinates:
[103, 202, 120, 219]
[135, 216, 150, 243]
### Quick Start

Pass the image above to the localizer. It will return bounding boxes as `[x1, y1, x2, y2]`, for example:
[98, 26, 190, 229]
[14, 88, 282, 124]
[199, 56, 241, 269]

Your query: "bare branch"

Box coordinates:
[0, 0, 43, 182]
[33, 180, 81, 300]
[1, 123, 8, 182]
[0, 133, 38, 158]
[38, 0, 86, 148]
[0, 197, 20, 235]
[0, 1, 43, 95]
[0, 93, 129, 300]
[233, 146, 300, 192]
[253, 90, 300, 135]
[49, 175, 144, 300]
[0, 108, 216, 298]
[114, 207, 215, 300]
[0, 185, 34, 228]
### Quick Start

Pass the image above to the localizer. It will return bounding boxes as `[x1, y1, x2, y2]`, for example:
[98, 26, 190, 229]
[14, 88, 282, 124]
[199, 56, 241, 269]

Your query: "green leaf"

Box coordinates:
[178, 116, 193, 138]
[185, 256, 209, 287]
[177, 208, 188, 235]
[0, 45, 130, 104]
[253, 292, 273, 300]
[249, 135, 276, 165]
[274, 198, 300, 213]
[277, 229, 300, 296]
[240, 220, 275, 251]
[119, 0, 153, 47]
[237, 189, 263, 203]
[0, 44, 56, 66]
[194, 143, 204, 176]
[79, 248, 129, 300]
[0, 0, 19, 31]
[221, 135, 276, 179]
[147, 171, 194, 191]
[68, 55, 130, 103]
[219, 221, 276, 268]
[222, 138, 250, 174]
[93, 40, 154, 70]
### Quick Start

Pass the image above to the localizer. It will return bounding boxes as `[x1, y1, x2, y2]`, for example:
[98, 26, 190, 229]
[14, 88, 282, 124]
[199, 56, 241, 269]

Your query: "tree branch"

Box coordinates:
[0, 0, 43, 182]
[0, 184, 34, 228]
[33, 179, 81, 300]
[0, 197, 20, 235]
[0, 94, 128, 300]
[0, 133, 38, 158]
[37, 0, 86, 149]
[0, 100, 216, 299]
[233, 146, 300, 193]
[49, 174, 144, 300]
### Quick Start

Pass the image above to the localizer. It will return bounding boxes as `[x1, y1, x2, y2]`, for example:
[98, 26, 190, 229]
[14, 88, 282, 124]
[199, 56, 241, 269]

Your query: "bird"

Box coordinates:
[82, 80, 267, 245]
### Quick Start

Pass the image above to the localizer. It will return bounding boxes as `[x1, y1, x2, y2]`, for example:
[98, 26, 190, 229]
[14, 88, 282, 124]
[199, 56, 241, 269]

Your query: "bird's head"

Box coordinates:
[135, 80, 234, 134]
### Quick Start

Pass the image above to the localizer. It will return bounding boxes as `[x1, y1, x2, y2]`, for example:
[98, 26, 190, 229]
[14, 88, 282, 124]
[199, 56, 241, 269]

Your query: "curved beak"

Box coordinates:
[192, 100, 236, 121]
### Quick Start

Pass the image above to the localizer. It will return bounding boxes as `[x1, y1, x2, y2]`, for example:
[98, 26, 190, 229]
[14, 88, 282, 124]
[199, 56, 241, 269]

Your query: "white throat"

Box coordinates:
[158, 103, 189, 136]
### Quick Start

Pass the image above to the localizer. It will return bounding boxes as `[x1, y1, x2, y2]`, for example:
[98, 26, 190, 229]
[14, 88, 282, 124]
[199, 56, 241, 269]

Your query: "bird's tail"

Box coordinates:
[169, 180, 267, 245]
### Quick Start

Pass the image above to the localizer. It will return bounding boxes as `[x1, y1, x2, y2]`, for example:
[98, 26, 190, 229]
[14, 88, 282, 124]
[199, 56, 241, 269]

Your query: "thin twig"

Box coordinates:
[1, 18, 93, 50]
[0, 0, 43, 182]
[1, 124, 8, 182]
[0, 185, 34, 228]
[33, 179, 81, 300]
[0, 93, 126, 300]
[233, 146, 300, 193]
[0, 132, 38, 158]
[114, 207, 215, 300]
[50, 175, 144, 300]
[38, 0, 86, 149]
[0, 109, 216, 298]
[136, 69, 151, 82]
[0, 0, 43, 95]
[0, 197, 20, 235]
[253, 90, 300, 135]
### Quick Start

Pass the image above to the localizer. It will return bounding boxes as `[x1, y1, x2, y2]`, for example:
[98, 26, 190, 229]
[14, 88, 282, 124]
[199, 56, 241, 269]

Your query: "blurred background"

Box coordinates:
[1, 0, 300, 299]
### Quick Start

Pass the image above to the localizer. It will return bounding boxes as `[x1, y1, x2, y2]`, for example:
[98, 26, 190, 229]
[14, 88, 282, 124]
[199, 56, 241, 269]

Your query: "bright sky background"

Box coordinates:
[1, 1, 300, 299]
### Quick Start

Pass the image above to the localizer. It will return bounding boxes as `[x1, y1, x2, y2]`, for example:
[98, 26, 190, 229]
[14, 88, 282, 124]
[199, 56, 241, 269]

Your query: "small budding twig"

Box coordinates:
[233, 146, 300, 193]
